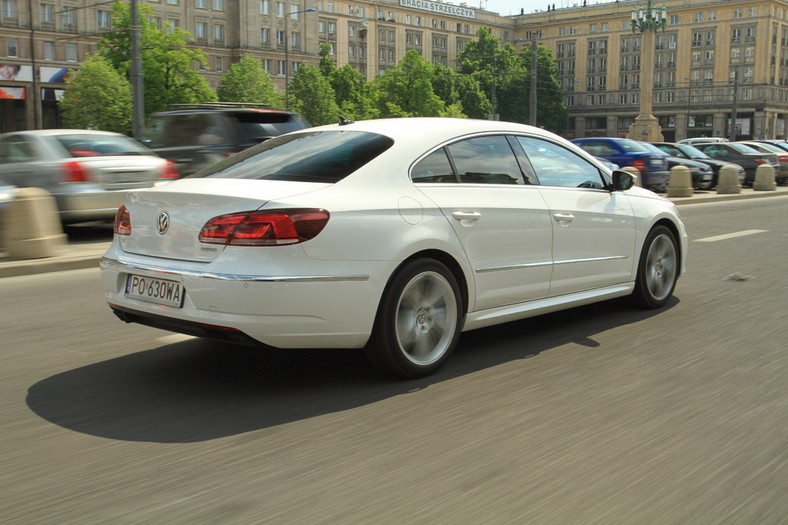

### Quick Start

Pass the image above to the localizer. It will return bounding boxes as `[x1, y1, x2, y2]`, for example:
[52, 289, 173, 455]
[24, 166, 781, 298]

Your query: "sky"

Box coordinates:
[456, 0, 615, 17]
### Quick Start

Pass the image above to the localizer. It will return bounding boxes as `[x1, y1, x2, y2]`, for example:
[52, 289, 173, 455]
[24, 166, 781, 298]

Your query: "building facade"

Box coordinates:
[2, 0, 788, 140]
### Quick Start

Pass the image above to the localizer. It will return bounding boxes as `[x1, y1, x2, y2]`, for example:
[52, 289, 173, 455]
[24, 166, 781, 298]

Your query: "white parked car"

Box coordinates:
[101, 118, 687, 377]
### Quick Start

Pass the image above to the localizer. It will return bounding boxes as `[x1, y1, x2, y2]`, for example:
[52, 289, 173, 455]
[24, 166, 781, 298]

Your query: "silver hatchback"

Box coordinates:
[0, 129, 177, 223]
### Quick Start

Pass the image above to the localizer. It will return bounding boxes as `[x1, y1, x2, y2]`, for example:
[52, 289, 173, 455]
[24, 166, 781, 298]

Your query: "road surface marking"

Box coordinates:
[695, 229, 768, 243]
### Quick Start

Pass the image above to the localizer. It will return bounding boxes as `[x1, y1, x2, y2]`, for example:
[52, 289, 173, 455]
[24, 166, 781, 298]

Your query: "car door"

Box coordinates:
[514, 136, 637, 296]
[413, 134, 553, 311]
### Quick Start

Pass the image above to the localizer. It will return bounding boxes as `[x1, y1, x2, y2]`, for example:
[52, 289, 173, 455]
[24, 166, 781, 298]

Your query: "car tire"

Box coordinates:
[365, 259, 462, 378]
[632, 225, 679, 309]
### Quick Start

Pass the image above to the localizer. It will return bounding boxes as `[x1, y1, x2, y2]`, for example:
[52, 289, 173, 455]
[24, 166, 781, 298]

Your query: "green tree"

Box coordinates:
[369, 50, 454, 118]
[458, 27, 523, 121]
[288, 65, 340, 126]
[529, 45, 568, 132]
[217, 55, 282, 108]
[59, 54, 132, 134]
[431, 63, 491, 120]
[96, 1, 216, 118]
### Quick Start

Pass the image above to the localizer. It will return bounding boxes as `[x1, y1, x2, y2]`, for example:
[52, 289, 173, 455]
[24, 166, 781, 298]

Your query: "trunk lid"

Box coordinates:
[119, 178, 329, 262]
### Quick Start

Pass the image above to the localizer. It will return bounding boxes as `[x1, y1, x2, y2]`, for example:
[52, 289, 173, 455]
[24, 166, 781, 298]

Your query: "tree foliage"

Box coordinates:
[59, 54, 132, 134]
[369, 50, 458, 118]
[217, 55, 282, 108]
[288, 65, 340, 126]
[95, 1, 216, 118]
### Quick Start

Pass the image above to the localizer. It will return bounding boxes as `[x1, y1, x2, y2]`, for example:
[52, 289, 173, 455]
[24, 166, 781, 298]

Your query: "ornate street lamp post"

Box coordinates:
[627, 0, 667, 142]
[285, 7, 316, 110]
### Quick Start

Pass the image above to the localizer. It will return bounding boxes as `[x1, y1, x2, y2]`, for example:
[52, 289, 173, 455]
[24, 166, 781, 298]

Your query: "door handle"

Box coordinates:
[452, 211, 482, 221]
[553, 213, 575, 223]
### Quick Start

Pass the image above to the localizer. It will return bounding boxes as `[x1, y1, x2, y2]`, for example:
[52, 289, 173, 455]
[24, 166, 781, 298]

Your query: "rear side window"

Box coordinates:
[195, 131, 394, 183]
[142, 113, 226, 149]
[55, 134, 152, 157]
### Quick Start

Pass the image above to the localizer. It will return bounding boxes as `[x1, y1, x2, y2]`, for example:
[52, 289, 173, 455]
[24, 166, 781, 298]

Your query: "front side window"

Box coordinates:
[518, 137, 604, 188]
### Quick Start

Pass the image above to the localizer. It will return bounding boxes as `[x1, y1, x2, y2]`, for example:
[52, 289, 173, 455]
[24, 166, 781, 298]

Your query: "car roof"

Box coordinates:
[307, 117, 555, 148]
[152, 108, 298, 116]
[1, 129, 125, 138]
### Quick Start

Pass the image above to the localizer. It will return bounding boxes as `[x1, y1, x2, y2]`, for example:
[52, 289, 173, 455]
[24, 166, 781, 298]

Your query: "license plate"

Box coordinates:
[125, 274, 184, 307]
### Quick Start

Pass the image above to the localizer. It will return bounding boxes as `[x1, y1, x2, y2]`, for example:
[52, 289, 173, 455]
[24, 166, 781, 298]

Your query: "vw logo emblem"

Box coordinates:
[157, 211, 170, 235]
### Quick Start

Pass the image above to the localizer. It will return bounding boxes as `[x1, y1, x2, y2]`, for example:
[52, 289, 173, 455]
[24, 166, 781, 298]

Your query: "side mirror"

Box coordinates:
[611, 170, 636, 191]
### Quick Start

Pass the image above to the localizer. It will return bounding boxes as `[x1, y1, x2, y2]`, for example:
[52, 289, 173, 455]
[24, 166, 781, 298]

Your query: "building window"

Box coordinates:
[277, 60, 285, 75]
[167, 0, 178, 4]
[328, 22, 335, 34]
[694, 12, 702, 22]
[40, 3, 54, 22]
[326, 2, 334, 13]
[590, 23, 596, 33]
[669, 14, 678, 25]
[150, 16, 161, 29]
[348, 5, 353, 15]
[291, 31, 299, 47]
[260, 0, 268, 14]
[215, 56, 223, 71]
[357, 7, 363, 18]
[708, 10, 716, 21]
[2, 0, 17, 18]
[63, 7, 75, 25]
[213, 0, 223, 10]
[97, 10, 110, 28]
[44, 41, 54, 60]
[67, 43, 77, 61]
[261, 28, 269, 43]
[213, 24, 223, 40]
[261, 58, 270, 72]
[167, 18, 180, 33]
[6, 37, 18, 56]
[196, 0, 205, 8]
[276, 1, 283, 16]
[733, 8, 742, 19]
[276, 30, 284, 44]
[748, 7, 757, 17]
[196, 22, 206, 38]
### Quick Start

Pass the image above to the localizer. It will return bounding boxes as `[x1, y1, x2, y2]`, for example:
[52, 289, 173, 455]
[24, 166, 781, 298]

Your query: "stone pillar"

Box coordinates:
[753, 164, 777, 191]
[627, 29, 664, 142]
[716, 165, 742, 194]
[667, 165, 693, 197]
[0, 188, 66, 259]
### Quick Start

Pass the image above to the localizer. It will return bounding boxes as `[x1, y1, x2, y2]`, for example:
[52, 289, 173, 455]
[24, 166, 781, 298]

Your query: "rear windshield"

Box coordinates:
[56, 134, 153, 157]
[191, 131, 394, 183]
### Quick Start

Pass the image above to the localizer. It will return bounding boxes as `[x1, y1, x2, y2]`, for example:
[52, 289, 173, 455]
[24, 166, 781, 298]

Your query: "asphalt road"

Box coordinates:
[2, 197, 786, 524]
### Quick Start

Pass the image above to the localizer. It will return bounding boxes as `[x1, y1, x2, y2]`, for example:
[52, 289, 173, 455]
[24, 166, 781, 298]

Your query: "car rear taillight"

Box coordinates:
[161, 160, 179, 179]
[755, 159, 766, 165]
[199, 208, 329, 246]
[778, 155, 788, 163]
[63, 160, 88, 182]
[114, 204, 131, 235]
[632, 159, 646, 171]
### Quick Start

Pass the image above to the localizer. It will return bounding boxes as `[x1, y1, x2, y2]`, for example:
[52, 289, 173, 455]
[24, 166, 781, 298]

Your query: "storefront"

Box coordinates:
[1, 63, 69, 132]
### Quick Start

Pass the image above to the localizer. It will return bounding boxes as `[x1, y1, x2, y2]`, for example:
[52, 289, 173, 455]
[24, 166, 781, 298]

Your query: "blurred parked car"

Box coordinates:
[677, 137, 728, 146]
[693, 142, 778, 186]
[101, 118, 686, 378]
[735, 141, 788, 184]
[571, 137, 670, 191]
[141, 104, 308, 177]
[640, 142, 713, 189]
[651, 142, 745, 189]
[0, 130, 177, 223]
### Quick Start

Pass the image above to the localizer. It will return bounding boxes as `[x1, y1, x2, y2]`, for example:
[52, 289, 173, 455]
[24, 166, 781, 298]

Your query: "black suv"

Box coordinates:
[141, 104, 307, 176]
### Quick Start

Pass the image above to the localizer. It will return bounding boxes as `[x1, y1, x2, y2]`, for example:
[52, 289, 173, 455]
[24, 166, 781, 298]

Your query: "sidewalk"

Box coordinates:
[1, 186, 787, 279]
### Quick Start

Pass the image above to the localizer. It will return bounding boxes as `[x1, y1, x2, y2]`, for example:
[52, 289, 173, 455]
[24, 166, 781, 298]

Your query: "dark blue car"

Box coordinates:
[571, 137, 670, 191]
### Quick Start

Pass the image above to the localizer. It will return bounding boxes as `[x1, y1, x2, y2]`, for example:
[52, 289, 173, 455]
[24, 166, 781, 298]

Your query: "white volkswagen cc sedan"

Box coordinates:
[101, 118, 687, 378]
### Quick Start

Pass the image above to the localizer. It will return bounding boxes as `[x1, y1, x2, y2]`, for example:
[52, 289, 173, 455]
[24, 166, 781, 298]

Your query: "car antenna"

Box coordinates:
[338, 115, 354, 126]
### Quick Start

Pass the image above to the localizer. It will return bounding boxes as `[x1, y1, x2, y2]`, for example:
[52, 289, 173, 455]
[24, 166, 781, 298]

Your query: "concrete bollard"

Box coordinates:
[667, 165, 693, 198]
[716, 164, 742, 194]
[621, 166, 642, 187]
[753, 164, 777, 191]
[0, 188, 66, 259]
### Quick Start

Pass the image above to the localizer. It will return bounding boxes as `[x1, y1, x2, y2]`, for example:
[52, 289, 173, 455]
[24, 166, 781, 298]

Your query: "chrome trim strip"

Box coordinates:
[100, 257, 370, 283]
[476, 255, 627, 274]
